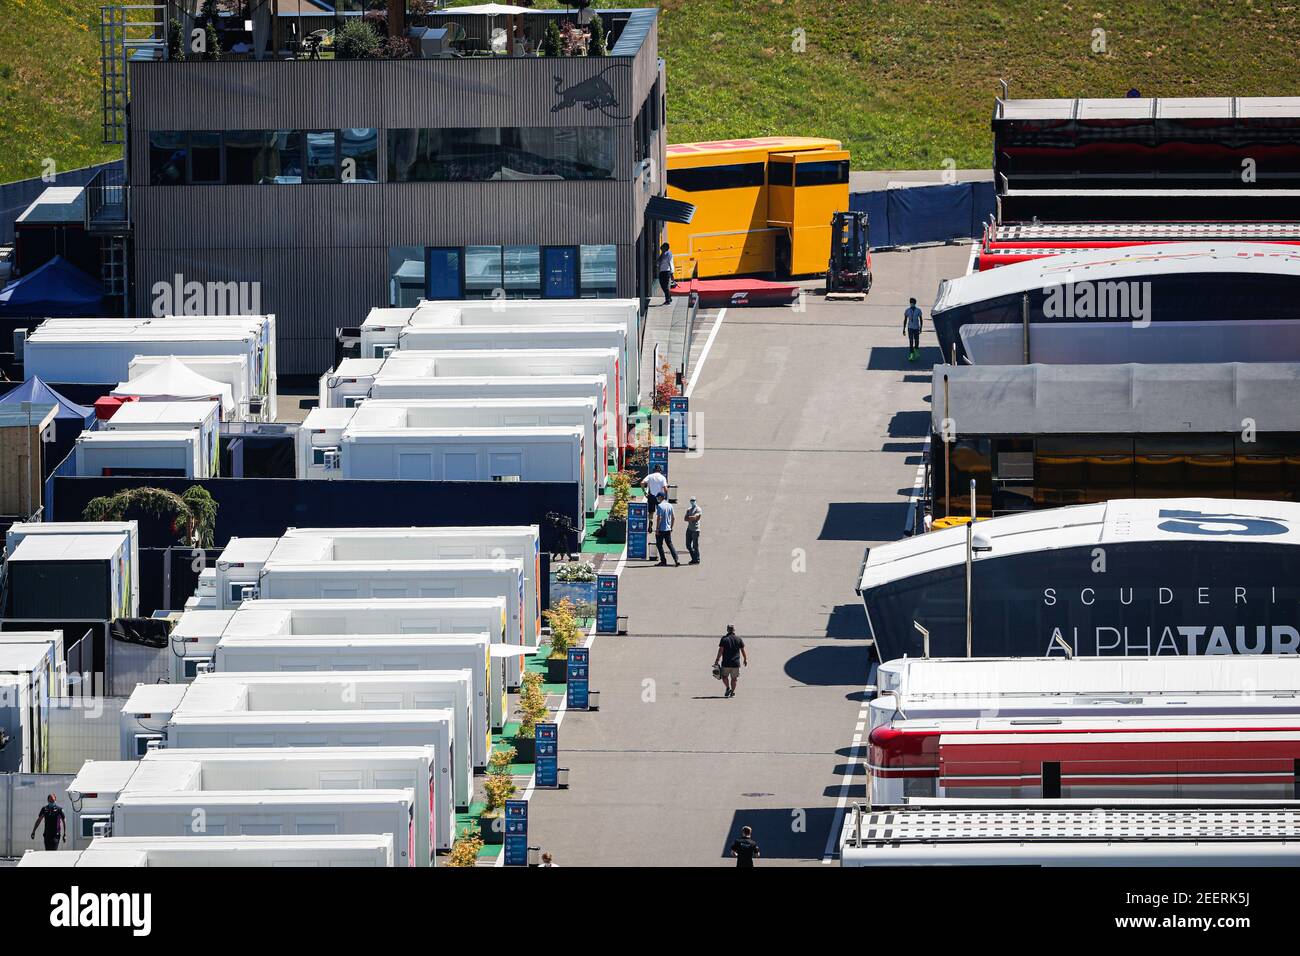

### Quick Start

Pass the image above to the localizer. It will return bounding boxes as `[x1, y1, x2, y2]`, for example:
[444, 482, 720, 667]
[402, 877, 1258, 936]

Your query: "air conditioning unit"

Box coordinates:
[194, 660, 214, 676]
[322, 449, 341, 470]
[91, 820, 112, 839]
[344, 396, 367, 408]
[182, 656, 212, 679]
[247, 398, 264, 417]
[240, 584, 261, 602]
[381, 345, 397, 358]
[79, 813, 109, 839]
[133, 733, 164, 757]
[492, 475, 521, 482]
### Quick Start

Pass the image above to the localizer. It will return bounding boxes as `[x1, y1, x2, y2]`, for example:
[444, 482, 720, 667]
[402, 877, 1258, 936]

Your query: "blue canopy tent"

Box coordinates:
[0, 376, 95, 479]
[0, 255, 107, 318]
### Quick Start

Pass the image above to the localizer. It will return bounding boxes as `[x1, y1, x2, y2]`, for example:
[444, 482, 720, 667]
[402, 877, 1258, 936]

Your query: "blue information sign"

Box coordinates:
[627, 501, 649, 560]
[596, 574, 618, 634]
[566, 646, 590, 710]
[503, 799, 529, 866]
[535, 722, 558, 788]
[648, 445, 669, 479]
[669, 397, 690, 451]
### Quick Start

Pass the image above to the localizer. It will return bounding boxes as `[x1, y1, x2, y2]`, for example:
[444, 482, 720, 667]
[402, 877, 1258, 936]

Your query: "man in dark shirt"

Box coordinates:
[731, 826, 760, 867]
[31, 794, 66, 851]
[714, 624, 747, 698]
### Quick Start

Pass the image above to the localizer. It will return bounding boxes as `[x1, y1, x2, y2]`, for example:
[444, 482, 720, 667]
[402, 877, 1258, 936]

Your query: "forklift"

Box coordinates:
[825, 211, 872, 300]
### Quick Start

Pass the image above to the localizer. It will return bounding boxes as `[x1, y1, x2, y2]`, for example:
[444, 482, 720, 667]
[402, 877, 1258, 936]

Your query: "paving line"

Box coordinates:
[686, 307, 727, 397]
[821, 689, 875, 865]
[902, 435, 931, 535]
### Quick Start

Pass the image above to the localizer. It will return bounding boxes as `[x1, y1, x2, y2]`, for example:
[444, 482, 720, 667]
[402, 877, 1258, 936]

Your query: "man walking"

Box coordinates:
[714, 624, 747, 698]
[31, 793, 66, 851]
[657, 242, 674, 306]
[684, 496, 702, 565]
[904, 297, 924, 362]
[655, 495, 680, 566]
[641, 464, 668, 506]
[730, 826, 761, 867]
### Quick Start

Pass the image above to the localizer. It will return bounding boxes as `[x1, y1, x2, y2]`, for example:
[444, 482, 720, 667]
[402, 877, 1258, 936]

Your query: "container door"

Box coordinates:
[489, 451, 523, 479]
[398, 453, 433, 480]
[542, 246, 579, 298]
[425, 247, 464, 300]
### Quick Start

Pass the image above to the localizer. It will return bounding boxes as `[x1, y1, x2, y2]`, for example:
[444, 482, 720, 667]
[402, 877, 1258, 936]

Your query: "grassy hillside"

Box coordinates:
[0, 0, 118, 183]
[5, 0, 1300, 184]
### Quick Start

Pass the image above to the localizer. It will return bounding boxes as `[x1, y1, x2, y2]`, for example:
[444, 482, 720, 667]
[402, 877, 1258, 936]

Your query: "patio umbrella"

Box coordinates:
[449, 3, 535, 52]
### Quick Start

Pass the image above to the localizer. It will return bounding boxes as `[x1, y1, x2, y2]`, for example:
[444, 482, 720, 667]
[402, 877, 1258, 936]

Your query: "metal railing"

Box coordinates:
[83, 165, 130, 232]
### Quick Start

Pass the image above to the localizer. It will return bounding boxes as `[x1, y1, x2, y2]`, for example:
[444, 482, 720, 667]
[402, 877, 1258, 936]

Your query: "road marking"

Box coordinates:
[822, 674, 877, 864]
[685, 308, 727, 397]
[902, 435, 931, 535]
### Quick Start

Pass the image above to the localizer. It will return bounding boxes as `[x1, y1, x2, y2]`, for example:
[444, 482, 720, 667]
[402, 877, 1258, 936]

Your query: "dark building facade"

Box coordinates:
[124, 9, 665, 374]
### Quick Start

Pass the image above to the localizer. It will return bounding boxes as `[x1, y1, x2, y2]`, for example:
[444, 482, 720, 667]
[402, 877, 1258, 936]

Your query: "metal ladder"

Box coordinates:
[101, 234, 130, 316]
[100, 4, 169, 145]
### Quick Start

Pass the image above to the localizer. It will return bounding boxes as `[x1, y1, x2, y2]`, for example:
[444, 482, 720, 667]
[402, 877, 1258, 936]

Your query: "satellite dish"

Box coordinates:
[442, 21, 466, 42]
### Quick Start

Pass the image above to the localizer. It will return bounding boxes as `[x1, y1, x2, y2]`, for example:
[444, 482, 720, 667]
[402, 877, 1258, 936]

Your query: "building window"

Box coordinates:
[388, 245, 425, 307]
[504, 246, 541, 297]
[426, 247, 464, 299]
[465, 245, 504, 298]
[340, 128, 378, 182]
[225, 130, 303, 184]
[189, 132, 223, 184]
[768, 162, 793, 187]
[580, 245, 617, 297]
[795, 160, 849, 187]
[305, 131, 339, 182]
[149, 132, 187, 185]
[387, 127, 617, 182]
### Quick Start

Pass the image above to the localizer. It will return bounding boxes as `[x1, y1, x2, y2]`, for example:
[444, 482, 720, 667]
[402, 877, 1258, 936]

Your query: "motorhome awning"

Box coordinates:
[646, 195, 695, 224]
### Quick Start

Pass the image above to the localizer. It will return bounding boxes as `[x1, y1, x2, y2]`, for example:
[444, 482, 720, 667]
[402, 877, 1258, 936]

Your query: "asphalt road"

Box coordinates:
[530, 244, 971, 865]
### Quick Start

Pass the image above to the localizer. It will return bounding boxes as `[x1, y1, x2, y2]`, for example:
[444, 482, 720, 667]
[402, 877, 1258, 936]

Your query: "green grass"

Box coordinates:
[10, 1, 1300, 184]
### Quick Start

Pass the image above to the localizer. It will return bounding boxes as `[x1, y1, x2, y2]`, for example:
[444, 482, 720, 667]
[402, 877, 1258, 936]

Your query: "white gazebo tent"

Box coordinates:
[112, 356, 235, 417]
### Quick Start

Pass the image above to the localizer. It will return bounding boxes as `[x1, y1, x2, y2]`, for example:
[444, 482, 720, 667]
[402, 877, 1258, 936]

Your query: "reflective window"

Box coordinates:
[465, 245, 504, 298]
[387, 127, 617, 182]
[340, 128, 378, 183]
[767, 162, 793, 187]
[305, 131, 338, 182]
[580, 245, 617, 297]
[225, 130, 303, 185]
[666, 162, 766, 192]
[795, 160, 849, 187]
[426, 247, 464, 300]
[190, 132, 223, 184]
[149, 132, 187, 185]
[504, 246, 541, 296]
[388, 245, 425, 307]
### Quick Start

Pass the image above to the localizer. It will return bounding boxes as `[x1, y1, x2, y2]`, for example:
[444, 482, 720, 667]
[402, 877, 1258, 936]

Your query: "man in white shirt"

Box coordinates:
[641, 465, 668, 505]
[655, 497, 680, 566]
[657, 242, 674, 305]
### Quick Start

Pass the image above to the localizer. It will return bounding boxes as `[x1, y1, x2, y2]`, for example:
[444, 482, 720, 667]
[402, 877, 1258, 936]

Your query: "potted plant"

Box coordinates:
[601, 471, 631, 542]
[512, 672, 548, 761]
[447, 830, 484, 866]
[543, 598, 582, 683]
[477, 747, 517, 844]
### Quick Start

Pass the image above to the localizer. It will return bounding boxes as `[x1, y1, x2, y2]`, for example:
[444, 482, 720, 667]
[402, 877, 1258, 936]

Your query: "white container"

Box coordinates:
[118, 683, 191, 759]
[396, 324, 634, 417]
[214, 632, 503, 737]
[167, 609, 235, 680]
[0, 645, 54, 772]
[17, 849, 148, 867]
[109, 789, 417, 866]
[318, 358, 383, 409]
[57, 834, 395, 867]
[211, 537, 280, 609]
[296, 407, 355, 480]
[25, 314, 277, 420]
[348, 398, 603, 510]
[341, 425, 587, 516]
[6, 520, 140, 619]
[3, 530, 137, 620]
[106, 399, 221, 477]
[129, 354, 253, 420]
[71, 745, 440, 864]
[74, 429, 208, 478]
[162, 710, 456, 850]
[183, 670, 476, 810]
[0, 631, 64, 696]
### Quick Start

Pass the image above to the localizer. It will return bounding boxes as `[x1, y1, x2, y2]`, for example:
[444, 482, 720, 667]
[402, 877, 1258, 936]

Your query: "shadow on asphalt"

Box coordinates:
[866, 346, 943, 371]
[881, 440, 926, 452]
[823, 783, 867, 799]
[784, 643, 873, 685]
[719, 807, 839, 859]
[887, 409, 931, 437]
[818, 501, 907, 540]
[825, 603, 870, 640]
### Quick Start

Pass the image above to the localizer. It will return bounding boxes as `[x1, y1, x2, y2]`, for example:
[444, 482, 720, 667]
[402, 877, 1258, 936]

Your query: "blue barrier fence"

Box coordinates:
[850, 180, 995, 249]
[0, 160, 124, 245]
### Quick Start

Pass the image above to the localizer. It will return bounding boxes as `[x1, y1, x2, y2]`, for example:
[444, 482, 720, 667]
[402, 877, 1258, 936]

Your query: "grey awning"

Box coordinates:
[646, 195, 695, 224]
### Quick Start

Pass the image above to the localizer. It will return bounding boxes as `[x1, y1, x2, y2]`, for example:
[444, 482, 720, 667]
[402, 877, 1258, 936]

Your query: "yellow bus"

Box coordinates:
[664, 137, 850, 279]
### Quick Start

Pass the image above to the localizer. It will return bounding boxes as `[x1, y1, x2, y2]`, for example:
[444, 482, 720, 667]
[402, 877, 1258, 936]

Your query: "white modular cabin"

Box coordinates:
[70, 745, 440, 865]
[105, 399, 221, 477]
[394, 324, 634, 417]
[74, 429, 209, 478]
[0, 632, 65, 695]
[340, 424, 588, 516]
[109, 789, 417, 866]
[24, 315, 277, 420]
[296, 407, 358, 479]
[129, 354, 253, 420]
[318, 358, 383, 409]
[0, 644, 55, 772]
[160, 711, 456, 850]
[167, 597, 512, 683]
[343, 398, 604, 506]
[179, 670, 477, 808]
[3, 530, 137, 621]
[211, 536, 279, 608]
[19, 834, 396, 867]
[6, 520, 140, 617]
[214, 632, 503, 740]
